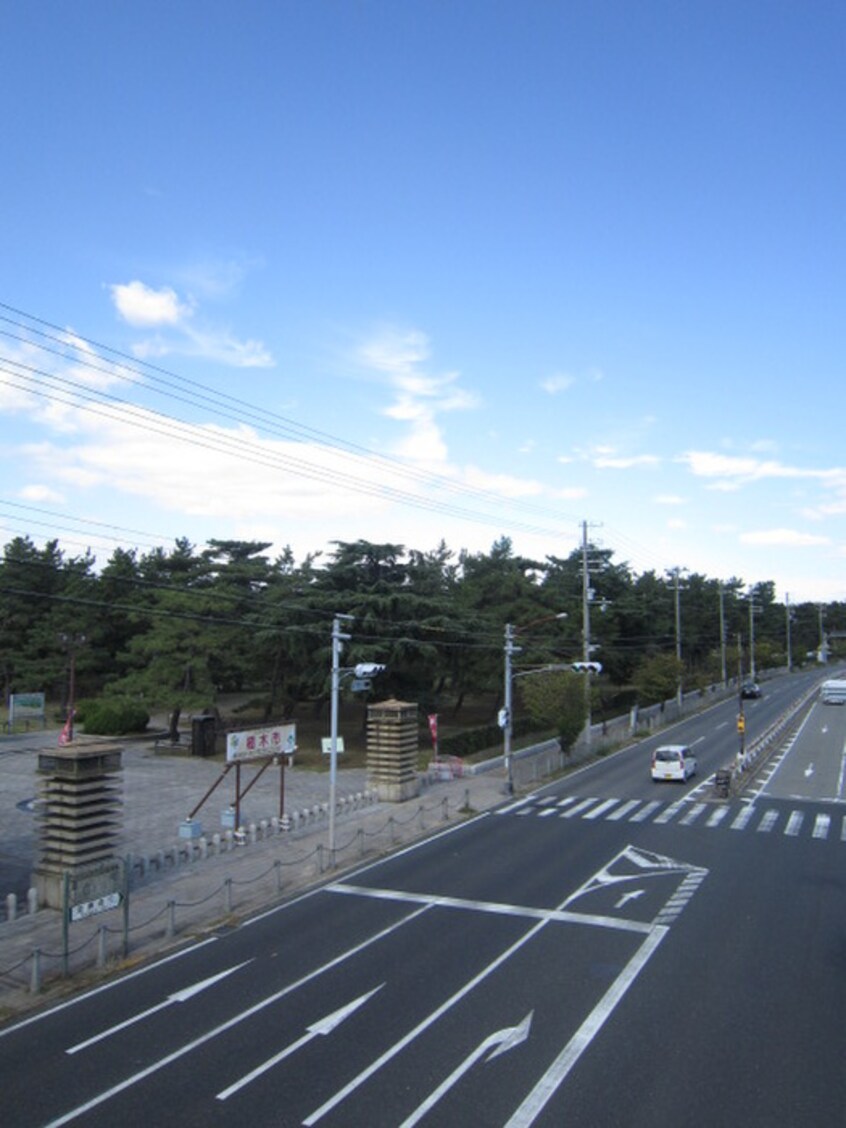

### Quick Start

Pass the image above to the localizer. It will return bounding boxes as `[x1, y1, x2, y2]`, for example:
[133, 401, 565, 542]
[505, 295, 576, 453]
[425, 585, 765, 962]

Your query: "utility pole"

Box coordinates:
[581, 521, 594, 749]
[329, 613, 353, 860]
[818, 604, 828, 663]
[667, 567, 685, 711]
[747, 586, 765, 681]
[785, 593, 793, 673]
[718, 583, 728, 687]
[502, 623, 519, 795]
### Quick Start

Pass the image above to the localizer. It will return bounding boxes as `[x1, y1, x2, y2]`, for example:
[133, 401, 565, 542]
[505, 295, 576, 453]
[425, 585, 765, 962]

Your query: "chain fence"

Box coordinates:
[0, 791, 462, 1006]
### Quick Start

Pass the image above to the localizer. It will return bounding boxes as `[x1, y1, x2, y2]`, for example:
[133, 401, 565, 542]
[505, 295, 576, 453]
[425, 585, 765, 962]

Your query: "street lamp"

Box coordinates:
[502, 613, 567, 795]
[328, 614, 385, 861]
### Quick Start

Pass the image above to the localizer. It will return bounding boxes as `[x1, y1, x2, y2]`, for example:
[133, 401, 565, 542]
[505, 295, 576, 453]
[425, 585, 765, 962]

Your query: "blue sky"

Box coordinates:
[1, 1, 844, 602]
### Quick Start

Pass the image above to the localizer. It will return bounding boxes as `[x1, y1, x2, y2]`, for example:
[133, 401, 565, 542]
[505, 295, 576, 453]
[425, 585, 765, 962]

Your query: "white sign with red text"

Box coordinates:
[226, 723, 297, 763]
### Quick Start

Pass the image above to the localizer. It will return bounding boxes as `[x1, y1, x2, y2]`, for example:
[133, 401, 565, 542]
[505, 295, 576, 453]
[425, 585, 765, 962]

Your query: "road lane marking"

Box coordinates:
[66, 961, 253, 1054]
[328, 884, 653, 935]
[399, 1012, 533, 1128]
[838, 741, 846, 801]
[653, 871, 707, 926]
[216, 986, 384, 1101]
[307, 846, 701, 1126]
[0, 937, 220, 1040]
[503, 927, 668, 1127]
[43, 904, 432, 1127]
[303, 909, 560, 1124]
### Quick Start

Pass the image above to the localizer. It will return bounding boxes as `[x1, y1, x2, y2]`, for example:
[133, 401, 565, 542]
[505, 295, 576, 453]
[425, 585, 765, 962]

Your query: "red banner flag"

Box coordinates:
[58, 709, 74, 746]
[427, 713, 438, 755]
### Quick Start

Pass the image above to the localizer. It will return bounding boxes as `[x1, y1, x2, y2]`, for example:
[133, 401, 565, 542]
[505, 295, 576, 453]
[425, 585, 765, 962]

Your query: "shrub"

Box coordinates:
[80, 700, 150, 735]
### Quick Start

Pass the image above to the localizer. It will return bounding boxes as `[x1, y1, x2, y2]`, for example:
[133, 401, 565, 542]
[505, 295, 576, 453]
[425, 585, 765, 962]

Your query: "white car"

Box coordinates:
[651, 744, 696, 782]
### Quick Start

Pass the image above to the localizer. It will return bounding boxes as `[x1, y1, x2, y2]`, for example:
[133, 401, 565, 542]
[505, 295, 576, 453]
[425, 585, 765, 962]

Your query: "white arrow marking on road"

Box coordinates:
[66, 961, 253, 1054]
[804, 763, 815, 778]
[399, 1013, 533, 1128]
[614, 889, 645, 909]
[216, 984, 384, 1101]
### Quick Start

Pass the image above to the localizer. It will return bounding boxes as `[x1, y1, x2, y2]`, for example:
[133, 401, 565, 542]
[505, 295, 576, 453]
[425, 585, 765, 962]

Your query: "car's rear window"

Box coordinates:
[655, 749, 682, 762]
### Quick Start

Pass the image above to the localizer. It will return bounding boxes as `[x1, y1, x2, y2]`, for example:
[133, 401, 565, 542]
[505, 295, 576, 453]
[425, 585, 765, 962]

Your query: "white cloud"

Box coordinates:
[540, 373, 575, 394]
[357, 327, 478, 465]
[179, 324, 274, 368]
[681, 450, 842, 485]
[109, 278, 274, 368]
[111, 281, 192, 327]
[550, 485, 588, 501]
[593, 453, 660, 470]
[739, 528, 830, 547]
[19, 483, 65, 503]
[654, 494, 684, 505]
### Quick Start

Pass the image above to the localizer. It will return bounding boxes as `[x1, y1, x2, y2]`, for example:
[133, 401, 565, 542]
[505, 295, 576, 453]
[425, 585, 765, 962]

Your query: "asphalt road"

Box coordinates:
[2, 669, 844, 1127]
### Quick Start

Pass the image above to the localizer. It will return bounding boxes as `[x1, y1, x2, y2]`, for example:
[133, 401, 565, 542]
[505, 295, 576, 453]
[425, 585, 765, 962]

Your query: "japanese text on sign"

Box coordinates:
[226, 723, 297, 763]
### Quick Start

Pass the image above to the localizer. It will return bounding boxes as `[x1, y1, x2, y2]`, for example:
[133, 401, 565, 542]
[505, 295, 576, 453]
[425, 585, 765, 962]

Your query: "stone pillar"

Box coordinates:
[366, 699, 420, 802]
[32, 741, 123, 910]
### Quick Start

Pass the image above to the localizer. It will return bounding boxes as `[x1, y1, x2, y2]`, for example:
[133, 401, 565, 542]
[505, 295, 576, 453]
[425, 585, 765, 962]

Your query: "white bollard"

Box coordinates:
[6, 893, 17, 922]
[28, 887, 38, 915]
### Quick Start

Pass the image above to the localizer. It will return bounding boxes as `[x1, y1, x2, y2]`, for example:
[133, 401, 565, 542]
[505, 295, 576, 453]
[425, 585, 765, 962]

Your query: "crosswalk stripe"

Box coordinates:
[629, 800, 661, 823]
[653, 802, 685, 825]
[562, 798, 598, 818]
[813, 814, 831, 839]
[582, 798, 620, 820]
[706, 807, 729, 828]
[757, 809, 779, 833]
[503, 795, 846, 846]
[606, 799, 640, 821]
[784, 811, 804, 837]
[731, 805, 757, 831]
[679, 803, 706, 826]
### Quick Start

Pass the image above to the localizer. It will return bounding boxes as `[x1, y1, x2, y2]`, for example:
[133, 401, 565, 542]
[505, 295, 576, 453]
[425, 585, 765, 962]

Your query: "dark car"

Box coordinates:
[741, 681, 762, 699]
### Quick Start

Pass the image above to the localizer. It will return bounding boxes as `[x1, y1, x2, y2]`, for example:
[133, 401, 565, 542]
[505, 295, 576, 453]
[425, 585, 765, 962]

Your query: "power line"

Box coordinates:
[0, 303, 582, 534]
